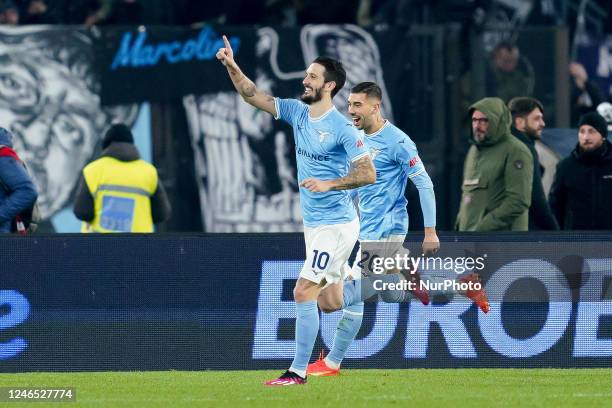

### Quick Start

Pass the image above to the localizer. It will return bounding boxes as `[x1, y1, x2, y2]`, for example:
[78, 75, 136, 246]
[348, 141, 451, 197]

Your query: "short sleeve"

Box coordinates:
[339, 124, 369, 162]
[274, 98, 304, 124]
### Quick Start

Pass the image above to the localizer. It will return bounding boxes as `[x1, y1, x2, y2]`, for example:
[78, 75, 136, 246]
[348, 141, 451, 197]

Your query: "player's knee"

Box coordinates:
[293, 282, 314, 302]
[293, 286, 306, 302]
[318, 296, 342, 313]
[319, 302, 341, 313]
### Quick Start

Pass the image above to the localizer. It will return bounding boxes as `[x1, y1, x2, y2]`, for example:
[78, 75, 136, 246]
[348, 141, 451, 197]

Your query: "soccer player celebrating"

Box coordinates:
[309, 82, 489, 377]
[217, 37, 375, 386]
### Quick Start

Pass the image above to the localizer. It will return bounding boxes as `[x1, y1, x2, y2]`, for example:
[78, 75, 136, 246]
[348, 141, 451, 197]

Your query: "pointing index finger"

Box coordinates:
[222, 35, 232, 50]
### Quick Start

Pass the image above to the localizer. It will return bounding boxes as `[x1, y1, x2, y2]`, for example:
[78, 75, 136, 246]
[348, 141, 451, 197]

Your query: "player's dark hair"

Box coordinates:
[508, 97, 543, 119]
[351, 82, 382, 101]
[312, 56, 346, 98]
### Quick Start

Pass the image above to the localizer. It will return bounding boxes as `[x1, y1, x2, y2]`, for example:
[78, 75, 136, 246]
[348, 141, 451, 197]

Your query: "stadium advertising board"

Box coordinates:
[0, 234, 610, 371]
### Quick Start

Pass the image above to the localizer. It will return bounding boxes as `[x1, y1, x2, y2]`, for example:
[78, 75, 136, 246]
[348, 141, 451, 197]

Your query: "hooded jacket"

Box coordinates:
[549, 140, 612, 230]
[456, 98, 533, 231]
[0, 129, 38, 233]
[73, 142, 171, 232]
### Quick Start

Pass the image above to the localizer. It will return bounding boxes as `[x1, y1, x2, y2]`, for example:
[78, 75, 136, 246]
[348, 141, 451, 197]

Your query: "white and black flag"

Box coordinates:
[183, 25, 393, 232]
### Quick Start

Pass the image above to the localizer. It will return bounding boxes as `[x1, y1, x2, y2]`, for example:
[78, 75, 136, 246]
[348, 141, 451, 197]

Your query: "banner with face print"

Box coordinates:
[0, 26, 139, 231]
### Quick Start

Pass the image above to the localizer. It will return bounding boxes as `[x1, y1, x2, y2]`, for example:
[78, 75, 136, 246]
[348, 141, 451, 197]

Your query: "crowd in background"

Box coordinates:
[1, 0, 609, 125]
[0, 1, 610, 126]
[0, 0, 610, 31]
[457, 95, 612, 232]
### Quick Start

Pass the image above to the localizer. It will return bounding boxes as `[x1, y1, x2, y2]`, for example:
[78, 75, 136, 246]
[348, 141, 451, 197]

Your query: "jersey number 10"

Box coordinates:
[311, 250, 330, 270]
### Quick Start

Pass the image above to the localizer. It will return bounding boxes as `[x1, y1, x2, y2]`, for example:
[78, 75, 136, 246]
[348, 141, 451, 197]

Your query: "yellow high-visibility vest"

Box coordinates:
[82, 157, 158, 233]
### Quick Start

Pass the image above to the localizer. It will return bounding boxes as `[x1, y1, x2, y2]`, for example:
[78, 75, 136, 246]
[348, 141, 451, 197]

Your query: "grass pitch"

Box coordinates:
[0, 369, 610, 407]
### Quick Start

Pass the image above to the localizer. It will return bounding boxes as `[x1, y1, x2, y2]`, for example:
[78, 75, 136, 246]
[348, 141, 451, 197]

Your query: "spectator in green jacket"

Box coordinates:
[456, 97, 533, 231]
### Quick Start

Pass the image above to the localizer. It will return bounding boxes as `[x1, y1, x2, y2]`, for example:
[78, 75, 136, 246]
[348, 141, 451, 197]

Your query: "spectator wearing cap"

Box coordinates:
[549, 112, 612, 230]
[73, 123, 171, 232]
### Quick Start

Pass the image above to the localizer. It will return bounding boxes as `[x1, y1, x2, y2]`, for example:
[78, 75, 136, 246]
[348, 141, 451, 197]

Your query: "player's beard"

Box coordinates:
[300, 87, 323, 105]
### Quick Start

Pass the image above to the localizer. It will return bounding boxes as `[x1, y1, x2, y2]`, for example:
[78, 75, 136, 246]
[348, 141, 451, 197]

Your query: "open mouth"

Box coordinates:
[352, 117, 362, 127]
[303, 87, 313, 95]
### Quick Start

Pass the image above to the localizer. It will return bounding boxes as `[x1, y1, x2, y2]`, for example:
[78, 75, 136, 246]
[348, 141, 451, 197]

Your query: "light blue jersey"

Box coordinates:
[358, 121, 436, 240]
[275, 98, 369, 228]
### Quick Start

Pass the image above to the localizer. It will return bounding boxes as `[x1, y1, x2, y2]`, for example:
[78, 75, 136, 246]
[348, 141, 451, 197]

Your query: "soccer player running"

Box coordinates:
[217, 37, 376, 386]
[309, 82, 490, 377]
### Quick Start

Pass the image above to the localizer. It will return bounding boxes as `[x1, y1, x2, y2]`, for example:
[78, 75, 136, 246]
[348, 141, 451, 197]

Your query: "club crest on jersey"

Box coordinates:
[370, 148, 382, 160]
[409, 156, 420, 167]
[317, 130, 330, 142]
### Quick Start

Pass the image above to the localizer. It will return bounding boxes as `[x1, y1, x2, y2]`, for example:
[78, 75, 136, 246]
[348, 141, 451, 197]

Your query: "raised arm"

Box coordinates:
[300, 156, 376, 193]
[216, 35, 276, 116]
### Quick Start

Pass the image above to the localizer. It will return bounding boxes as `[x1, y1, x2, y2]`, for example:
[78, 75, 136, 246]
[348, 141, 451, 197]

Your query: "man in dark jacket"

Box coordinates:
[508, 97, 559, 230]
[73, 124, 171, 232]
[456, 97, 533, 231]
[549, 112, 612, 230]
[0, 127, 38, 233]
